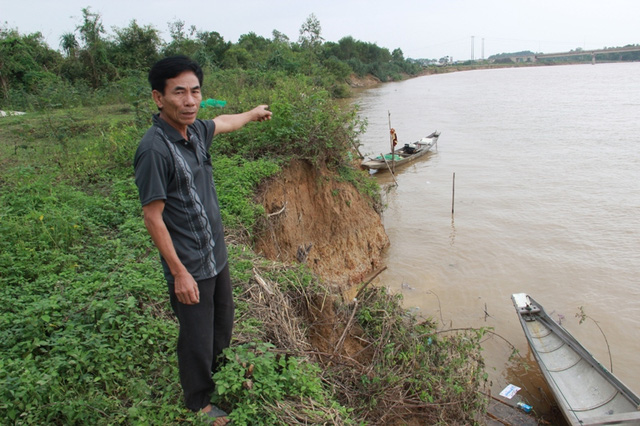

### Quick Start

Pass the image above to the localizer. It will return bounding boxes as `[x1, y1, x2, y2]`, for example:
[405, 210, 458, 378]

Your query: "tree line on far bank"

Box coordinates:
[0, 8, 422, 110]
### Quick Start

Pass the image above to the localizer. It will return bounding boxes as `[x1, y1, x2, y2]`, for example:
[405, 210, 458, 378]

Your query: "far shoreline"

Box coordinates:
[348, 59, 638, 91]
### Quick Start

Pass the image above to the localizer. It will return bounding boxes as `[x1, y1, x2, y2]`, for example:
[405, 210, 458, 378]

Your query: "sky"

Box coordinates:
[2, 0, 639, 61]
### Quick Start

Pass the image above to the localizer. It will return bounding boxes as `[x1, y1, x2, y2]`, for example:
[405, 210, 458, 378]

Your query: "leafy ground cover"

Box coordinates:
[0, 71, 488, 425]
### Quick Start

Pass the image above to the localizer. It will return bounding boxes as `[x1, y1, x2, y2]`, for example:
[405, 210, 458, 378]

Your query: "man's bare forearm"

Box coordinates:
[142, 200, 199, 304]
[213, 105, 272, 135]
[143, 202, 187, 277]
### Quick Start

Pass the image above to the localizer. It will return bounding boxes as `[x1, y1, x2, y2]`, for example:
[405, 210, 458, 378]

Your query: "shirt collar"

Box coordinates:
[153, 113, 191, 144]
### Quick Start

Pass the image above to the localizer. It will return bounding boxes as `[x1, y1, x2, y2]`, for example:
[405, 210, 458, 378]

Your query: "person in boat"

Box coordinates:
[133, 55, 271, 425]
[390, 128, 398, 148]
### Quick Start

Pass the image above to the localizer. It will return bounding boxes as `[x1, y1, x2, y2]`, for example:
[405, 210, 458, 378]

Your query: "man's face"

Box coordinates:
[152, 71, 202, 133]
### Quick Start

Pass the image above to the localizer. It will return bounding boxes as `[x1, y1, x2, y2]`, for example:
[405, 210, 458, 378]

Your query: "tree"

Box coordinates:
[76, 7, 116, 87]
[163, 19, 199, 57]
[392, 48, 404, 62]
[298, 13, 323, 50]
[237, 32, 270, 52]
[235, 32, 271, 67]
[221, 46, 252, 69]
[60, 32, 79, 58]
[323, 37, 351, 61]
[0, 27, 62, 100]
[272, 30, 290, 45]
[195, 30, 230, 67]
[110, 20, 161, 70]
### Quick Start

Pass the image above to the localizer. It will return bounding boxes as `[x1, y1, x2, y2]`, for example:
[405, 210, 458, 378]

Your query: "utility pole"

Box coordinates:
[471, 35, 475, 61]
[482, 38, 485, 60]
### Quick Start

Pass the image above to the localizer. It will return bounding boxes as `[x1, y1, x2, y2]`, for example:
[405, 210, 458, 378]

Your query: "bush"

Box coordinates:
[212, 342, 353, 424]
[205, 72, 365, 169]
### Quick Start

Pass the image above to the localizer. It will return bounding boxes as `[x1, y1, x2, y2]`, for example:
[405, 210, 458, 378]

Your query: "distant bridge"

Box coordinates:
[537, 46, 640, 64]
[508, 46, 640, 64]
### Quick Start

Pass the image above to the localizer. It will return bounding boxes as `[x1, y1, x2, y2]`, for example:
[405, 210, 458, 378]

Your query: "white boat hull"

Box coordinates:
[512, 293, 640, 425]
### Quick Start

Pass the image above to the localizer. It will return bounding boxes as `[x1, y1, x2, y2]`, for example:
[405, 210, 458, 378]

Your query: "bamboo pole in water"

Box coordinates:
[452, 172, 456, 214]
[388, 111, 396, 173]
[381, 153, 399, 187]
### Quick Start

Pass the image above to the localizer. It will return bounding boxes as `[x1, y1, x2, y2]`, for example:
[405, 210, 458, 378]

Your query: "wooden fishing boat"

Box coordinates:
[361, 130, 440, 171]
[512, 293, 640, 425]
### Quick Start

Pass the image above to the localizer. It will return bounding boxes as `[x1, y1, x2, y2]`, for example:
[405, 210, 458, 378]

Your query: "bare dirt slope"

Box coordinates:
[254, 159, 389, 289]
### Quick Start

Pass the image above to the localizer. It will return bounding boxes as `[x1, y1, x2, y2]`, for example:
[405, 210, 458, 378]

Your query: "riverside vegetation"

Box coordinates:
[1, 9, 489, 425]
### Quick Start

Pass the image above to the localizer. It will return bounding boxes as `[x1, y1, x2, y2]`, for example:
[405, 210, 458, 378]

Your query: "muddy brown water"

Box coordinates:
[356, 63, 640, 421]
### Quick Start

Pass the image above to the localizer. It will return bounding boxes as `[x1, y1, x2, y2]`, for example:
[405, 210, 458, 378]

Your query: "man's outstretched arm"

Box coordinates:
[213, 105, 272, 135]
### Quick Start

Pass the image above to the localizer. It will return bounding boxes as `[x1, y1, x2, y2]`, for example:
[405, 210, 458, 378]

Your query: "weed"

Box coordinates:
[213, 155, 280, 233]
[212, 342, 352, 424]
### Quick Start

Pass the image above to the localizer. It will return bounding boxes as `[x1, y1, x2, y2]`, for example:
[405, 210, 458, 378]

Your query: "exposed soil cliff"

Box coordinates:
[346, 73, 381, 88]
[254, 159, 389, 290]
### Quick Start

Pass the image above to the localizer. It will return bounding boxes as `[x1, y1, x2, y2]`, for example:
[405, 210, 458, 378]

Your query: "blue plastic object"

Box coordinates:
[516, 401, 532, 413]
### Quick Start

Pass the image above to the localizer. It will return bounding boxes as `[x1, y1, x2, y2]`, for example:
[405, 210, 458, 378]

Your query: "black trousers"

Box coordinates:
[168, 264, 234, 412]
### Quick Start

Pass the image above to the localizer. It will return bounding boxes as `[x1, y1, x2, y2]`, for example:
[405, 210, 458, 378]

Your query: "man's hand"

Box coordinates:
[173, 271, 200, 305]
[213, 104, 272, 135]
[252, 105, 272, 122]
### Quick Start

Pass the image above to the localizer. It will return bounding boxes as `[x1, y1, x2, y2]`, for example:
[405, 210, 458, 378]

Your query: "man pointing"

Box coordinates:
[134, 55, 271, 424]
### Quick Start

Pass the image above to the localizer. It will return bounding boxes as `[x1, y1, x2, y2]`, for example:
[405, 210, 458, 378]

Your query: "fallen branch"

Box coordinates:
[354, 266, 387, 300]
[266, 202, 287, 218]
[335, 299, 358, 354]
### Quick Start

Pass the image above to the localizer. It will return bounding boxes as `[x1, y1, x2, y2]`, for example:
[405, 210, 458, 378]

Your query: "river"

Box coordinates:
[356, 62, 640, 420]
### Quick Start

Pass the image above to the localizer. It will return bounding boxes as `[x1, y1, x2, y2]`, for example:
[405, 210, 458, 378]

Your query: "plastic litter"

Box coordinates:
[516, 401, 532, 413]
[200, 98, 227, 108]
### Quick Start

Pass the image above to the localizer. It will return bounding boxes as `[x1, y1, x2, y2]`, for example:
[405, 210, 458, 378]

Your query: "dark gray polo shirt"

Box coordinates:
[133, 114, 227, 283]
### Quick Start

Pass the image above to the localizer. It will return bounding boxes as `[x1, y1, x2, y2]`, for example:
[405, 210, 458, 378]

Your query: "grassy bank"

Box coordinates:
[0, 71, 488, 424]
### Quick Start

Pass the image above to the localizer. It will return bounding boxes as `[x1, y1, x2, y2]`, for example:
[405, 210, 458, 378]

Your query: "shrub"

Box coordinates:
[212, 342, 353, 424]
[206, 73, 365, 169]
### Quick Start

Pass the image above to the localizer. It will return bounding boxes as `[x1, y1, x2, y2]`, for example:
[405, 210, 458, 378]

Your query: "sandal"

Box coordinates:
[206, 406, 232, 425]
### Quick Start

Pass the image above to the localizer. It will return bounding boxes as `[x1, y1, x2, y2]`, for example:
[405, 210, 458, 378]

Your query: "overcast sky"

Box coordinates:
[2, 0, 639, 61]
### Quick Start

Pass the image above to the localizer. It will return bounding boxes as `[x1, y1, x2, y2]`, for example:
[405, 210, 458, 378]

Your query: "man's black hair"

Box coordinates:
[148, 55, 204, 94]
